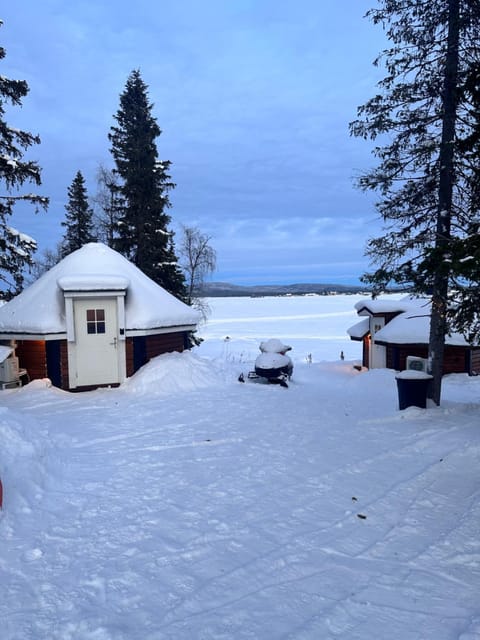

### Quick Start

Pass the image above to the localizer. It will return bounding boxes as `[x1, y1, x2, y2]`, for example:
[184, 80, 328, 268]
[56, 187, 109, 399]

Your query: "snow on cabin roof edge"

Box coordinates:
[374, 310, 473, 347]
[354, 295, 429, 315]
[58, 275, 130, 291]
[347, 317, 369, 340]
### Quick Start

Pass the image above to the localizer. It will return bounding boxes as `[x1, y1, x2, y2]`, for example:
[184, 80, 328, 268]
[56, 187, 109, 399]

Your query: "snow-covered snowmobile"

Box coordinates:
[240, 339, 293, 388]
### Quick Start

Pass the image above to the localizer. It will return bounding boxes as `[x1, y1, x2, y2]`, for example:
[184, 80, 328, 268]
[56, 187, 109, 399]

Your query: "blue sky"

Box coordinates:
[3, 1, 387, 285]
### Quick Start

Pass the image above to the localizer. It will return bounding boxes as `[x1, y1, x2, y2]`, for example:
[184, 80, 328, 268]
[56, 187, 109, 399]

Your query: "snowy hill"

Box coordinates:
[0, 294, 479, 639]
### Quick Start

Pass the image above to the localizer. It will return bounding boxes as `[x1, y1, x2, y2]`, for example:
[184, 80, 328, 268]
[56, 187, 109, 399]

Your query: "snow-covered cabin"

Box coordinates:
[0, 243, 199, 390]
[348, 296, 480, 375]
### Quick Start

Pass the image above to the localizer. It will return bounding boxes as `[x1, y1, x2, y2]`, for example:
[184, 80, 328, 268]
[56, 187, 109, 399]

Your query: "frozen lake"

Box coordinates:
[197, 293, 381, 365]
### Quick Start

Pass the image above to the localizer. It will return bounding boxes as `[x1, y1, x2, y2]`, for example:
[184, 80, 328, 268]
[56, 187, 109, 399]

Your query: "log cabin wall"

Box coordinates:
[127, 332, 187, 377]
[145, 333, 185, 360]
[16, 340, 48, 380]
[126, 338, 135, 377]
[385, 345, 428, 371]
[59, 341, 69, 389]
[470, 348, 480, 375]
[362, 336, 370, 369]
[443, 346, 470, 374]
[386, 344, 470, 374]
[16, 339, 70, 389]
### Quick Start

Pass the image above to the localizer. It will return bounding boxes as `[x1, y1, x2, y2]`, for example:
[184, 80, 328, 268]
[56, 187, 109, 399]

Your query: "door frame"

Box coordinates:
[369, 316, 387, 369]
[64, 289, 127, 389]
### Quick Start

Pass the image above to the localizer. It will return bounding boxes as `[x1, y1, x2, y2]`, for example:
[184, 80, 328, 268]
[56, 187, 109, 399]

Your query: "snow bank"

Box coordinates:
[122, 350, 223, 395]
[0, 406, 46, 515]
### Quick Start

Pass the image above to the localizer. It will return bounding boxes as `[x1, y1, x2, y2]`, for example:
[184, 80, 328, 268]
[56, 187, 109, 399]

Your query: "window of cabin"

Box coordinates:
[86, 309, 106, 334]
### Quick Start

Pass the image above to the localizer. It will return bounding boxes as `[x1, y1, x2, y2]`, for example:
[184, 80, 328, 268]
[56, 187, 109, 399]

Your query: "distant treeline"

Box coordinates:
[198, 282, 375, 298]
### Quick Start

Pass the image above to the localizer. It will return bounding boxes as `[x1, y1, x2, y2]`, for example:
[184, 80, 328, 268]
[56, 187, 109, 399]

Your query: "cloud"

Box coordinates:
[173, 212, 378, 285]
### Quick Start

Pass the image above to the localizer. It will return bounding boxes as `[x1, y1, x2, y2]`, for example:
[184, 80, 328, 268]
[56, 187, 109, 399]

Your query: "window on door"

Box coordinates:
[86, 309, 106, 334]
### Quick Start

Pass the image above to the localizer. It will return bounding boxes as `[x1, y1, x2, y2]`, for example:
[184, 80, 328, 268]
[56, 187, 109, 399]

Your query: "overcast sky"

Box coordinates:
[3, 1, 388, 285]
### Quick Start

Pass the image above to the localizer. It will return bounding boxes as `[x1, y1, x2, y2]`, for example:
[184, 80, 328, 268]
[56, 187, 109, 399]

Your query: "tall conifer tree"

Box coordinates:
[447, 65, 480, 341]
[60, 170, 96, 257]
[350, 0, 480, 404]
[108, 70, 186, 298]
[0, 21, 48, 298]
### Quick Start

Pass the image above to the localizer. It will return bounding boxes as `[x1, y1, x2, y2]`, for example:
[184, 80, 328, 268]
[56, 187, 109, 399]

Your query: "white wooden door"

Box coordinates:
[370, 317, 387, 369]
[73, 298, 120, 386]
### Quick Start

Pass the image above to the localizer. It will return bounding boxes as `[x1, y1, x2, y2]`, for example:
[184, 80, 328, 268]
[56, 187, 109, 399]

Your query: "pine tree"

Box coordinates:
[350, 0, 480, 404]
[448, 65, 480, 341]
[108, 69, 186, 298]
[61, 170, 96, 258]
[0, 21, 48, 298]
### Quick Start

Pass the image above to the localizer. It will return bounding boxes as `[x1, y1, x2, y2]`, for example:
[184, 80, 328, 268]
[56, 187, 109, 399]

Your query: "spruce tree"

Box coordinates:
[350, 0, 480, 404]
[108, 69, 186, 298]
[61, 170, 96, 258]
[0, 21, 48, 298]
[448, 65, 480, 341]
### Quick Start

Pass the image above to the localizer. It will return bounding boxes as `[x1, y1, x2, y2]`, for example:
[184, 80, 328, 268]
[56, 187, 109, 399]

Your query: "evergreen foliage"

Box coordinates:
[350, 0, 480, 404]
[61, 170, 96, 258]
[0, 21, 48, 298]
[108, 69, 186, 299]
[448, 65, 480, 341]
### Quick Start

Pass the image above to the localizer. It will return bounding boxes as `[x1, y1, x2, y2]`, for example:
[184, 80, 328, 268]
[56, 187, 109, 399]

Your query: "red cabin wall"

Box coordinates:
[16, 340, 48, 380]
[16, 332, 187, 390]
[126, 338, 134, 377]
[146, 332, 185, 359]
[362, 336, 370, 369]
[59, 341, 69, 389]
[16, 339, 70, 388]
[127, 331, 187, 377]
[386, 344, 470, 374]
[471, 348, 480, 375]
[359, 335, 474, 375]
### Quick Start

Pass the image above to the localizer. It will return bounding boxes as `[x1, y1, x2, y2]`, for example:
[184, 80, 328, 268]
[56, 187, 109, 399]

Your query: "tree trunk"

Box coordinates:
[428, 0, 460, 405]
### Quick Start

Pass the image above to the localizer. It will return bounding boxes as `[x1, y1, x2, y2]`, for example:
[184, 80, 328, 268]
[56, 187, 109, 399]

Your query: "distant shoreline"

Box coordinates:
[199, 282, 374, 298]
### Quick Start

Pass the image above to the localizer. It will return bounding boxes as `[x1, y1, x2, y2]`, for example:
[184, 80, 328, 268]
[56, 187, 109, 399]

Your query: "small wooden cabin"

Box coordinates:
[348, 296, 480, 375]
[0, 243, 199, 391]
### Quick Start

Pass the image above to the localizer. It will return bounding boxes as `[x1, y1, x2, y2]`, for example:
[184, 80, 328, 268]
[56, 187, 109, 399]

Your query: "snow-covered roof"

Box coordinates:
[0, 345, 13, 363]
[375, 310, 471, 346]
[0, 243, 199, 336]
[351, 295, 474, 346]
[354, 295, 422, 316]
[347, 317, 369, 340]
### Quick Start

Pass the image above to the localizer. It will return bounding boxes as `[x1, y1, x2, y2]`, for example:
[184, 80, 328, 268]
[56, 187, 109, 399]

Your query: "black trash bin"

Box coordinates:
[395, 371, 433, 410]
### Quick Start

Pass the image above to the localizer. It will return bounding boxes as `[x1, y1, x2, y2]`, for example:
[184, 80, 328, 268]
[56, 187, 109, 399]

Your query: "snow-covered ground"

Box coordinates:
[1, 294, 479, 640]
